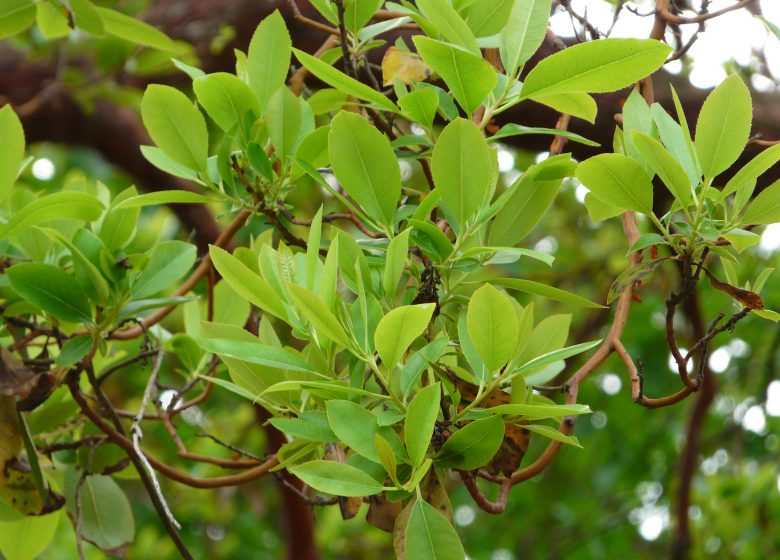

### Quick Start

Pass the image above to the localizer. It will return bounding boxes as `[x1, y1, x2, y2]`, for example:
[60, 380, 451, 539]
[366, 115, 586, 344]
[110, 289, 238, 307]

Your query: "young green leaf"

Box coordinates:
[631, 130, 693, 207]
[416, 0, 480, 55]
[196, 337, 321, 374]
[721, 143, 780, 200]
[97, 7, 176, 51]
[741, 179, 780, 225]
[112, 190, 213, 209]
[467, 285, 518, 372]
[288, 283, 352, 348]
[141, 85, 209, 172]
[69, 0, 104, 35]
[193, 72, 260, 138]
[0, 192, 104, 239]
[0, 105, 24, 204]
[7, 264, 92, 323]
[405, 500, 466, 560]
[491, 278, 605, 308]
[247, 10, 292, 111]
[435, 415, 504, 470]
[523, 424, 582, 447]
[266, 87, 303, 163]
[329, 111, 401, 230]
[413, 36, 497, 115]
[326, 400, 381, 462]
[695, 74, 752, 179]
[576, 153, 654, 213]
[431, 118, 492, 232]
[36, 2, 71, 39]
[405, 383, 441, 468]
[131, 240, 197, 299]
[531, 92, 598, 123]
[520, 39, 672, 99]
[290, 461, 386, 497]
[375, 304, 436, 368]
[0, 0, 36, 39]
[651, 102, 700, 188]
[398, 88, 439, 129]
[383, 228, 411, 297]
[499, 0, 552, 74]
[401, 338, 450, 396]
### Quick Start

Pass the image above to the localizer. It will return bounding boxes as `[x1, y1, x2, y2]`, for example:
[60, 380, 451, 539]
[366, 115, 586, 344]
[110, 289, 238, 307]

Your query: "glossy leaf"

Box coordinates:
[405, 500, 465, 560]
[131, 240, 196, 299]
[247, 10, 291, 110]
[97, 7, 175, 51]
[576, 153, 653, 213]
[405, 383, 441, 468]
[491, 278, 605, 308]
[7, 264, 92, 323]
[290, 461, 386, 496]
[741, 179, 780, 225]
[0, 105, 24, 204]
[467, 285, 517, 372]
[631, 130, 692, 206]
[0, 0, 36, 39]
[435, 415, 504, 470]
[499, 0, 552, 73]
[375, 304, 436, 369]
[193, 72, 260, 137]
[288, 284, 352, 348]
[417, 0, 480, 54]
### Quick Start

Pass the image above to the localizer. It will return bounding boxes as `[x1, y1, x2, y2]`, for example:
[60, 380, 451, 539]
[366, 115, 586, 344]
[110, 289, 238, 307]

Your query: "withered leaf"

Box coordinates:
[0, 347, 56, 410]
[381, 47, 432, 86]
[366, 494, 403, 533]
[486, 424, 531, 476]
[419, 470, 452, 522]
[607, 257, 669, 304]
[705, 269, 764, 310]
[392, 498, 415, 560]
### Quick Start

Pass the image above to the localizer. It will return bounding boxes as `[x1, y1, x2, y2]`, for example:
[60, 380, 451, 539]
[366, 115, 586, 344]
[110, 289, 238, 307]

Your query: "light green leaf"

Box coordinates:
[0, 105, 25, 204]
[383, 228, 411, 297]
[695, 74, 752, 179]
[0, 191, 104, 239]
[131, 240, 197, 299]
[193, 72, 260, 137]
[141, 84, 209, 172]
[69, 0, 104, 35]
[413, 36, 496, 115]
[65, 472, 134, 553]
[584, 192, 623, 223]
[326, 400, 380, 462]
[523, 423, 582, 447]
[0, 512, 58, 560]
[248, 10, 292, 111]
[306, 207, 323, 291]
[405, 383, 441, 468]
[398, 88, 439, 129]
[7, 264, 92, 323]
[435, 415, 503, 470]
[531, 92, 598, 123]
[417, 0, 480, 54]
[113, 190, 213, 209]
[288, 283, 352, 348]
[742, 179, 780, 225]
[329, 111, 401, 229]
[209, 246, 287, 319]
[465, 0, 515, 38]
[576, 153, 653, 213]
[489, 403, 591, 418]
[489, 123, 599, 146]
[491, 278, 604, 308]
[375, 304, 436, 368]
[520, 38, 672, 99]
[754, 309, 780, 322]
[99, 186, 139, 251]
[511, 340, 602, 378]
[97, 7, 176, 51]
[499, 0, 552, 73]
[402, 338, 450, 397]
[269, 413, 336, 442]
[0, 0, 36, 40]
[405, 500, 465, 560]
[36, 2, 69, 39]
[432, 118, 492, 231]
[267, 87, 303, 163]
[631, 130, 692, 206]
[344, 0, 383, 33]
[140, 146, 203, 183]
[467, 285, 517, 372]
[290, 461, 386, 497]
[293, 48, 398, 112]
[721, 143, 780, 200]
[721, 229, 760, 253]
[651, 101, 700, 188]
[196, 338, 321, 374]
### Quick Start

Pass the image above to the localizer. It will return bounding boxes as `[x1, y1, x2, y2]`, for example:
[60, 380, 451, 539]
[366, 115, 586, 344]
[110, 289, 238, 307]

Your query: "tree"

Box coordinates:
[0, 1, 778, 559]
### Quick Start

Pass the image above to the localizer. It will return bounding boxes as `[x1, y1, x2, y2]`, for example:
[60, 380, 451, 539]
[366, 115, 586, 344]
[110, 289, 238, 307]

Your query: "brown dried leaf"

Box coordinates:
[323, 443, 363, 520]
[419, 470, 452, 522]
[366, 494, 403, 533]
[392, 498, 415, 560]
[486, 424, 531, 476]
[705, 269, 764, 310]
[0, 347, 56, 410]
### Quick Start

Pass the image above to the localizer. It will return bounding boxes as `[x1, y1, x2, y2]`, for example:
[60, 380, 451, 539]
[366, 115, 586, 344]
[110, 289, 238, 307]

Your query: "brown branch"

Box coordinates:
[658, 0, 756, 24]
[459, 471, 511, 514]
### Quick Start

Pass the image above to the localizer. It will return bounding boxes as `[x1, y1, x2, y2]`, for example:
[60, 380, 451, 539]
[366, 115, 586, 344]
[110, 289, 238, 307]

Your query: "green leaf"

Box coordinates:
[742, 179, 780, 225]
[405, 500, 465, 560]
[0, 512, 59, 560]
[65, 472, 134, 553]
[584, 192, 623, 223]
[402, 338, 450, 396]
[131, 240, 197, 299]
[306, 207, 323, 291]
[489, 403, 591, 418]
[413, 36, 497, 115]
[327, 400, 380, 462]
[112, 190, 213, 209]
[343, 0, 383, 33]
[631, 130, 692, 206]
[489, 123, 598, 147]
[498, 0, 552, 73]
[651, 102, 700, 188]
[97, 7, 176, 51]
[291, 461, 386, 497]
[398, 88, 439, 129]
[69, 0, 104, 35]
[721, 229, 760, 253]
[405, 383, 441, 468]
[489, 154, 575, 246]
[266, 87, 303, 163]
[383, 229, 411, 297]
[511, 340, 601, 378]
[465, 0, 515, 37]
[576, 153, 653, 213]
[329, 111, 401, 229]
[288, 283, 352, 348]
[269, 413, 336, 442]
[435, 415, 504, 470]
[754, 309, 780, 322]
[43, 228, 111, 305]
[491, 278, 605, 308]
[0, 105, 25, 204]
[36, 2, 70, 39]
[375, 304, 436, 368]
[467, 285, 517, 372]
[293, 48, 398, 112]
[432, 118, 492, 231]
[141, 84, 209, 172]
[531, 92, 598, 123]
[721, 143, 780, 200]
[140, 146, 203, 183]
[695, 74, 752, 179]
[56, 336, 93, 367]
[0, 0, 36, 40]
[196, 338, 321, 374]
[100, 187, 139, 251]
[7, 264, 92, 323]
[627, 233, 666, 254]
[209, 246, 287, 319]
[193, 72, 260, 138]
[520, 38, 672, 99]
[0, 191, 104, 239]
[417, 0, 480, 55]
[248, 10, 292, 111]
[523, 424, 582, 447]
